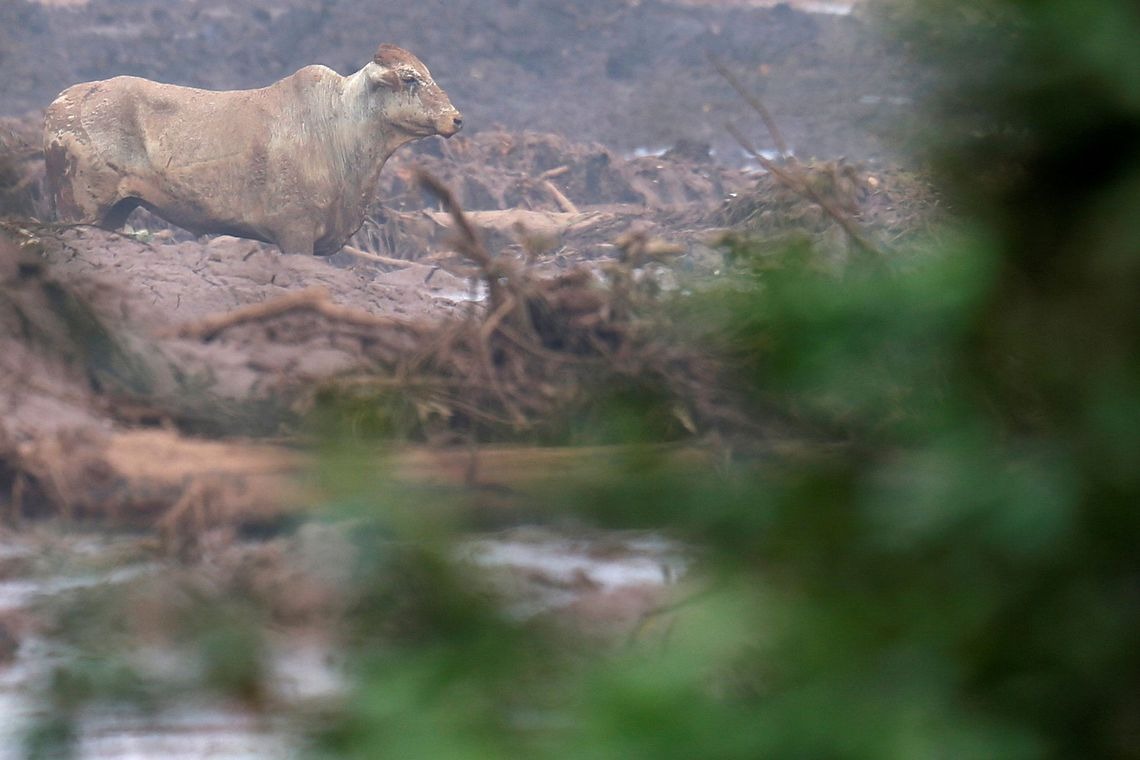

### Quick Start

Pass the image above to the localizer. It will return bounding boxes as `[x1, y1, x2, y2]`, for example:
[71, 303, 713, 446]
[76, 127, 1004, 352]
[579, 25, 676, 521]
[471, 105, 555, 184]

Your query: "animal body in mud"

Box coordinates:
[43, 44, 462, 256]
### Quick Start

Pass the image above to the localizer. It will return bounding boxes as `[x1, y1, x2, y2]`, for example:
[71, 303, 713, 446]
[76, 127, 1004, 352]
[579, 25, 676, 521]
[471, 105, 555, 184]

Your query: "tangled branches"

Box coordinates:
[313, 171, 741, 441]
[134, 170, 746, 443]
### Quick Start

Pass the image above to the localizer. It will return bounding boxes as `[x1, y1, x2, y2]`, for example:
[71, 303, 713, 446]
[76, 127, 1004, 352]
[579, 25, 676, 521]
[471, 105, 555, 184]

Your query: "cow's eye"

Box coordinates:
[401, 75, 420, 92]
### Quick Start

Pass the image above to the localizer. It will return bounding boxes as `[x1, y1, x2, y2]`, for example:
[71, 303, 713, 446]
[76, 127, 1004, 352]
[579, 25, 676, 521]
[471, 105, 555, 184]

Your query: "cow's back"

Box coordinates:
[40, 61, 407, 253]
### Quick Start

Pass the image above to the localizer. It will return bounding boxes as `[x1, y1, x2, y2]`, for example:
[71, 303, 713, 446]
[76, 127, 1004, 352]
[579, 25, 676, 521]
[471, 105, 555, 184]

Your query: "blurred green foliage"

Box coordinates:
[315, 2, 1140, 758]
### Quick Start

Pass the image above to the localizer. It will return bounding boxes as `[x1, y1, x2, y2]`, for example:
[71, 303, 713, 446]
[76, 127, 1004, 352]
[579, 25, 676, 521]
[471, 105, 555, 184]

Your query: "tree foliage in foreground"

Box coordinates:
[315, 2, 1140, 758]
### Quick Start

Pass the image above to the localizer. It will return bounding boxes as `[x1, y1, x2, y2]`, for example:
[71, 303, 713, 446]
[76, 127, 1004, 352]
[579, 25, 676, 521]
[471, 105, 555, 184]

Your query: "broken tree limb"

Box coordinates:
[11, 425, 719, 539]
[340, 244, 414, 269]
[167, 286, 402, 341]
[708, 52, 790, 160]
[542, 180, 580, 214]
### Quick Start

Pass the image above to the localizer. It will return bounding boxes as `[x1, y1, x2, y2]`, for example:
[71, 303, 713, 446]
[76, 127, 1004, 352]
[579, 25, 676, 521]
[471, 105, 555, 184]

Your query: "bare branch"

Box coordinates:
[708, 52, 790, 160]
[725, 122, 880, 258]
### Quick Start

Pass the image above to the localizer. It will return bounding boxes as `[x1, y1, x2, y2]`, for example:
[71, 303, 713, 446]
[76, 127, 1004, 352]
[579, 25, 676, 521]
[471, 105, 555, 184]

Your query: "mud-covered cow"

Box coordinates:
[43, 44, 462, 256]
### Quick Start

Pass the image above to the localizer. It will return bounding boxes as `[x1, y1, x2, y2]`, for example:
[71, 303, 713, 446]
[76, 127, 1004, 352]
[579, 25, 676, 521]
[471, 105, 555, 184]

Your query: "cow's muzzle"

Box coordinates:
[437, 111, 463, 137]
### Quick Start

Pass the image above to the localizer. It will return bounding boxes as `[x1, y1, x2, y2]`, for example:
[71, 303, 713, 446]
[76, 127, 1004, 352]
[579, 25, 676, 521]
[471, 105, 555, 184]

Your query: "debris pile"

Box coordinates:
[0, 167, 738, 536]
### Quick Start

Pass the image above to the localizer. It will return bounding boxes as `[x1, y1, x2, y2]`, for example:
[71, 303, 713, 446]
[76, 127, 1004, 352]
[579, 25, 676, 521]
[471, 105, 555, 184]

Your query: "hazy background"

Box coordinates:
[1, 0, 920, 164]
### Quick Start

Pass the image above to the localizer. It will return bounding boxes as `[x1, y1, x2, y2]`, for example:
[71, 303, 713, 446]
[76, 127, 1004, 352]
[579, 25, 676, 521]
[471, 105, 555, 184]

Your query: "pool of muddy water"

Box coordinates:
[0, 526, 685, 758]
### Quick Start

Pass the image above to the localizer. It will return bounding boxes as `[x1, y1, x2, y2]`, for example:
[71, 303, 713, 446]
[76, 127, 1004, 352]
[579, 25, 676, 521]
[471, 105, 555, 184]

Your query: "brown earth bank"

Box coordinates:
[0, 1, 941, 672]
[0, 116, 939, 533]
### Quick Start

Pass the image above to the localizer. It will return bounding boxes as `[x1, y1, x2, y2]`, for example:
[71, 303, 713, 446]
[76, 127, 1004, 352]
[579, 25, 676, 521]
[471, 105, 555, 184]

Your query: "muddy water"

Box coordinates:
[460, 528, 687, 619]
[0, 526, 685, 758]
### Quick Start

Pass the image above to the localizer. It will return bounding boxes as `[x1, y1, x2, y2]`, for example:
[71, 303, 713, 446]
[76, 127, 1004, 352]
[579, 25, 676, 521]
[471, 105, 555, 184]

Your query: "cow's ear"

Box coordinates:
[366, 64, 401, 91]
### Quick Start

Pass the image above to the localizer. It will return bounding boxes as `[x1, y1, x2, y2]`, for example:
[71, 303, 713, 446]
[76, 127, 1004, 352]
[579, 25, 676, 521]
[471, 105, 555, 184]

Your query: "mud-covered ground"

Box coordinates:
[0, 2, 945, 754]
[0, 0, 941, 600]
[0, 0, 933, 341]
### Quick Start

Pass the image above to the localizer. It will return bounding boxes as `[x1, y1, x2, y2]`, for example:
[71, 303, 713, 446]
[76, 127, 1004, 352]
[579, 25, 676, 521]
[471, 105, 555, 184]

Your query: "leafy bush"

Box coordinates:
[318, 2, 1140, 758]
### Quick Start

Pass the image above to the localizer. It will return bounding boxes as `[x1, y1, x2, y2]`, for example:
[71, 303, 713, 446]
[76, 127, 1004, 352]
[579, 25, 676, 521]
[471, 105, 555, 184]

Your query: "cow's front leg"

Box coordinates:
[273, 226, 317, 256]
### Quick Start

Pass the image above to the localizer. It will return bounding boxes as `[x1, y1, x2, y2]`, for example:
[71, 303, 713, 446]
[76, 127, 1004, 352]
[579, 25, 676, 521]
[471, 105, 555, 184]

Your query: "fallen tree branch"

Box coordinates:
[167, 286, 402, 340]
[538, 165, 570, 180]
[10, 425, 719, 542]
[542, 180, 580, 214]
[709, 55, 882, 259]
[416, 170, 493, 271]
[708, 52, 790, 160]
[340, 244, 414, 269]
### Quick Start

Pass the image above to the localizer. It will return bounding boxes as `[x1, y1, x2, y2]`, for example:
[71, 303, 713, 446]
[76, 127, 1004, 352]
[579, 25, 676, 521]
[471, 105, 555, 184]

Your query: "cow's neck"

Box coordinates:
[339, 70, 417, 209]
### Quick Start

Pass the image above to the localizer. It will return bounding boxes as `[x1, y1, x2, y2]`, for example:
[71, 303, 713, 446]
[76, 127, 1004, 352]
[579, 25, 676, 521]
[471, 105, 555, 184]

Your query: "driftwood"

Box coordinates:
[167, 286, 403, 341]
[541, 180, 580, 214]
[10, 425, 715, 544]
[340, 245, 415, 269]
[10, 428, 307, 540]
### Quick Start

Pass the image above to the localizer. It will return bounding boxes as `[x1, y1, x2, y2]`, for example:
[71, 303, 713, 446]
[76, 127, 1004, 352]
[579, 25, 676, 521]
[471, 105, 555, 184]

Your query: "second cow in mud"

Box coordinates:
[43, 44, 462, 256]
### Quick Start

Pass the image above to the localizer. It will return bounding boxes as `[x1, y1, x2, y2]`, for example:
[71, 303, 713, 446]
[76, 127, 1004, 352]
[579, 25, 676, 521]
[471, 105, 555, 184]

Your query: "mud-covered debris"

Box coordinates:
[0, 118, 46, 219]
[718, 160, 944, 254]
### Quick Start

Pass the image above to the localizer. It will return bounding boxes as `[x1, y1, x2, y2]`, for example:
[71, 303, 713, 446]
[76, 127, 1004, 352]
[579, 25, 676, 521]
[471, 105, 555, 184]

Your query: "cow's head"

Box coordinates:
[365, 44, 462, 138]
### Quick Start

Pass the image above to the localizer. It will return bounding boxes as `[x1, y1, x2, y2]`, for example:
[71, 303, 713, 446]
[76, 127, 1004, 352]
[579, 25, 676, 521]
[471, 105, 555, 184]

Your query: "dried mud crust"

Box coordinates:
[0, 220, 737, 534]
[0, 165, 941, 538]
[0, 0, 943, 535]
[0, 124, 739, 527]
[0, 119, 939, 425]
[2, 0, 924, 165]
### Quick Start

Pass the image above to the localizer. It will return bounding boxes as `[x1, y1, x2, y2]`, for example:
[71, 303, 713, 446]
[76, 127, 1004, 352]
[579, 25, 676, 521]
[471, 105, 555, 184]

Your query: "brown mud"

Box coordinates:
[0, 0, 943, 527]
[0, 0, 941, 672]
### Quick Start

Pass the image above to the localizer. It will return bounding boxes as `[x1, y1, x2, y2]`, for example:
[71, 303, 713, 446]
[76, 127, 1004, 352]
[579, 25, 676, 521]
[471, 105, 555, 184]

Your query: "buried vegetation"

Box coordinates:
[3, 0, 1139, 756]
[1, 107, 924, 537]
